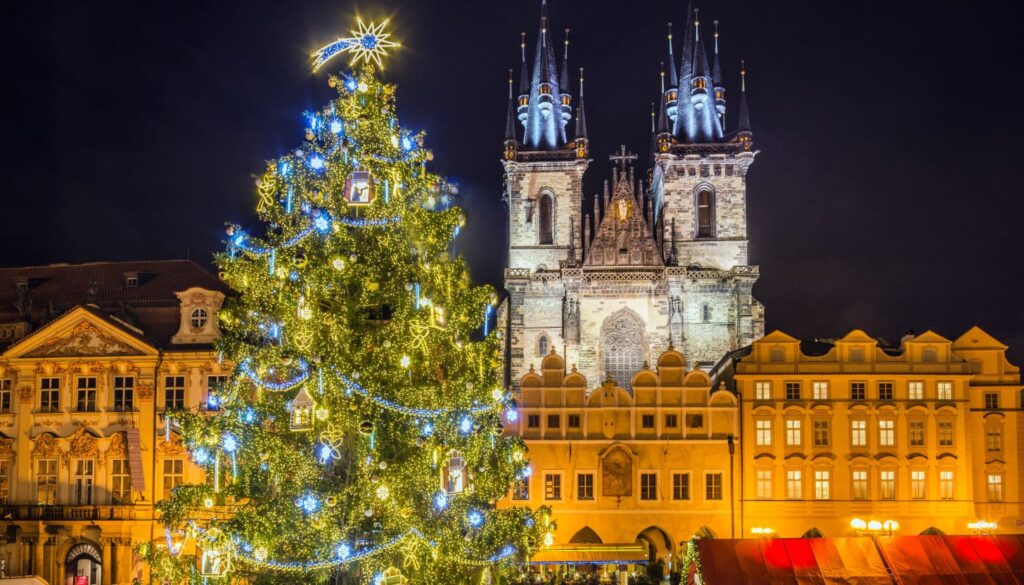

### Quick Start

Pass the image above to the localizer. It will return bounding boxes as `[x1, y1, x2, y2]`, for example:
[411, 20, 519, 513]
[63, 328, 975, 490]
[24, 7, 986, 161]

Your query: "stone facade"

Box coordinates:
[501, 143, 764, 392]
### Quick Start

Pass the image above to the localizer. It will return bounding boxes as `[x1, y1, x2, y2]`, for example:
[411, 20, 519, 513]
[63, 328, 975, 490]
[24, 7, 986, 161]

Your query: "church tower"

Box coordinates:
[501, 0, 589, 388]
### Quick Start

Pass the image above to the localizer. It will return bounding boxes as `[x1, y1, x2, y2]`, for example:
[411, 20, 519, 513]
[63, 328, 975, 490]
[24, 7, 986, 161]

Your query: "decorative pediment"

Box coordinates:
[107, 432, 128, 457]
[32, 433, 62, 458]
[584, 175, 663, 268]
[16, 313, 148, 359]
[159, 432, 186, 456]
[0, 437, 13, 457]
[66, 427, 100, 461]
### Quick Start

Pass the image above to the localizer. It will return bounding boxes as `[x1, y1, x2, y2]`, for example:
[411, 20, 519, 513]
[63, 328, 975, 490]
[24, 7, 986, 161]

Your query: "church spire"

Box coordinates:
[736, 60, 753, 148]
[691, 11, 711, 110]
[667, 22, 679, 87]
[575, 67, 589, 158]
[521, 0, 572, 150]
[673, 3, 696, 139]
[712, 19, 726, 126]
[516, 32, 529, 127]
[504, 70, 518, 160]
[559, 29, 572, 126]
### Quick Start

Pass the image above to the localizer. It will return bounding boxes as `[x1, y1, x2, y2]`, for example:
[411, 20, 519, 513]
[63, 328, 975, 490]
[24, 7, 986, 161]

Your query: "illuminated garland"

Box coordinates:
[337, 372, 497, 417]
[239, 359, 310, 391]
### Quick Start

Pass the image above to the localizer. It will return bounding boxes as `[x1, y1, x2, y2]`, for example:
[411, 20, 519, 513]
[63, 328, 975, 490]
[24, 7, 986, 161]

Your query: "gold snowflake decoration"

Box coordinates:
[312, 18, 399, 72]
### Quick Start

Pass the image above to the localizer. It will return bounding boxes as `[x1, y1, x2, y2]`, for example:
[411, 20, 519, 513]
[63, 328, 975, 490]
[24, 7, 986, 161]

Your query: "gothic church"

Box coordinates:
[499, 1, 764, 390]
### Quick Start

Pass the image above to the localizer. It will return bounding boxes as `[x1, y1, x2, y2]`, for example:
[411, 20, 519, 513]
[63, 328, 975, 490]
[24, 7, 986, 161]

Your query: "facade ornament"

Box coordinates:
[32, 433, 62, 458]
[65, 427, 100, 464]
[158, 432, 186, 456]
[0, 438, 14, 457]
[137, 385, 154, 400]
[17, 385, 33, 402]
[25, 320, 140, 358]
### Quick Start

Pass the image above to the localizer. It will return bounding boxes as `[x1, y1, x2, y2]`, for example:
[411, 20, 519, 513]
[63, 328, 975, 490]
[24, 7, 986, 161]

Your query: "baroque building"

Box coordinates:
[0, 261, 226, 584]
[499, 2, 763, 393]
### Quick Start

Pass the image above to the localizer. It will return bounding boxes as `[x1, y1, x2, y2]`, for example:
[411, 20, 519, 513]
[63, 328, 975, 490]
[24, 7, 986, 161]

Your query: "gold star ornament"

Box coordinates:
[312, 18, 400, 72]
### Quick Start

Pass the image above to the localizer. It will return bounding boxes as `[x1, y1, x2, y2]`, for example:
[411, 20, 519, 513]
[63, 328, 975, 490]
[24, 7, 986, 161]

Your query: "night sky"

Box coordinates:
[6, 1, 1023, 364]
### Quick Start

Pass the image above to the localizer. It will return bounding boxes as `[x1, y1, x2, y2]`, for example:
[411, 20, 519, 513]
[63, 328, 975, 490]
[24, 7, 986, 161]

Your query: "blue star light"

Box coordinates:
[311, 18, 399, 71]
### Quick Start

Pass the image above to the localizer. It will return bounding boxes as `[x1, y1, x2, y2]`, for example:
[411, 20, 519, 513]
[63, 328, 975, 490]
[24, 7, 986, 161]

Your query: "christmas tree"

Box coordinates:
[146, 19, 544, 584]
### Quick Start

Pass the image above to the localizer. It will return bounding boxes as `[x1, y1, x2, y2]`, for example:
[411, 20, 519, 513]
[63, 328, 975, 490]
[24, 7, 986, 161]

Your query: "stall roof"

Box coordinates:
[531, 543, 648, 565]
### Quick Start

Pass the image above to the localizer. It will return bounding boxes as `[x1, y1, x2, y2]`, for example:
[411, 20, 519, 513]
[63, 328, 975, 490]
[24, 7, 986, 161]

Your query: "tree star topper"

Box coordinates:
[312, 18, 399, 71]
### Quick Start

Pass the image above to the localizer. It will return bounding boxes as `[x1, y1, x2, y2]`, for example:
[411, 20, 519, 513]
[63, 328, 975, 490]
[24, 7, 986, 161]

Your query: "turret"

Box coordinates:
[665, 23, 680, 123]
[517, 32, 530, 126]
[712, 20, 726, 124]
[559, 29, 572, 125]
[690, 10, 711, 110]
[504, 70, 518, 161]
[575, 67, 589, 158]
[736, 60, 753, 149]
[520, 0, 572, 150]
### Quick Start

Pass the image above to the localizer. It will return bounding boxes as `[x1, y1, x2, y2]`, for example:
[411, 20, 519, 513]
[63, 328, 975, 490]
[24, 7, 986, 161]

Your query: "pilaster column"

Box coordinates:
[32, 538, 43, 577]
[100, 538, 112, 585]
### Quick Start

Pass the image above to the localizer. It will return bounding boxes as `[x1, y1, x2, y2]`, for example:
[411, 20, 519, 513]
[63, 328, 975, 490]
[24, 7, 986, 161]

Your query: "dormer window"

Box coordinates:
[190, 308, 208, 330]
[124, 272, 138, 288]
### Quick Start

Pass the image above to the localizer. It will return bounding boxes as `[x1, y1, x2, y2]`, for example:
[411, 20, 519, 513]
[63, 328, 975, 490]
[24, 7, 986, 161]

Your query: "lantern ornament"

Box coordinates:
[429, 304, 448, 330]
[380, 566, 409, 585]
[443, 449, 466, 495]
[345, 169, 375, 206]
[200, 547, 228, 576]
[289, 387, 315, 432]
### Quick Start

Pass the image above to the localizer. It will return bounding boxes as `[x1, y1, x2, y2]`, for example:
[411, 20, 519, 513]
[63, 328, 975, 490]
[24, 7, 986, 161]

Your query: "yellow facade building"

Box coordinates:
[0, 261, 226, 585]
[735, 328, 1023, 539]
[504, 327, 1022, 569]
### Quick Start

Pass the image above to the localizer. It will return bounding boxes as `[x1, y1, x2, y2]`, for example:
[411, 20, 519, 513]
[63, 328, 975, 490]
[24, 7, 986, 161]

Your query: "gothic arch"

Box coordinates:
[693, 183, 716, 238]
[600, 308, 647, 392]
[636, 526, 674, 562]
[570, 527, 603, 544]
[538, 191, 554, 245]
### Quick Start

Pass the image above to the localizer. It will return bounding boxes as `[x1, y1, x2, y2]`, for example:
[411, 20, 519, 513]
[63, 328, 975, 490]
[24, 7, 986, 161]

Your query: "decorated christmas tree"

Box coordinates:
[146, 19, 544, 584]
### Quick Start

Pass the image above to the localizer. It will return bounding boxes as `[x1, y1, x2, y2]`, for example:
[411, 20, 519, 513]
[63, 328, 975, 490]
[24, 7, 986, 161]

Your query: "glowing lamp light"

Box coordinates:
[376, 485, 390, 500]
[390, 135, 400, 148]
[206, 394, 220, 409]
[401, 136, 414, 151]
[345, 78, 358, 92]
[459, 415, 473, 435]
[491, 388, 504, 402]
[309, 154, 325, 170]
[867, 520, 882, 532]
[521, 465, 532, 478]
[336, 543, 351, 560]
[313, 215, 331, 233]
[192, 447, 211, 465]
[882, 520, 900, 532]
[357, 81, 369, 93]
[467, 510, 484, 528]
[433, 491, 448, 511]
[751, 527, 775, 536]
[330, 120, 343, 134]
[242, 408, 257, 424]
[543, 532, 555, 547]
[222, 434, 238, 453]
[296, 493, 321, 514]
[203, 497, 215, 508]
[505, 407, 518, 423]
[968, 520, 998, 533]
[279, 161, 291, 176]
[318, 444, 333, 463]
[400, 355, 411, 368]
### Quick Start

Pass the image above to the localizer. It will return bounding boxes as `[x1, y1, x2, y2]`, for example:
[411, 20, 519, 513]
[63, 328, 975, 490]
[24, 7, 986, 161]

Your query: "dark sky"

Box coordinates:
[6, 1, 1023, 365]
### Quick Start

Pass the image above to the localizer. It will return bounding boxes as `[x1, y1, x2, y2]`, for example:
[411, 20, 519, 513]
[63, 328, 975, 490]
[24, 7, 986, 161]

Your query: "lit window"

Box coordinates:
[673, 472, 690, 500]
[111, 459, 132, 504]
[814, 470, 831, 500]
[786, 470, 802, 500]
[786, 419, 802, 446]
[74, 459, 95, 505]
[36, 459, 58, 505]
[190, 308, 208, 329]
[640, 473, 658, 501]
[878, 420, 895, 447]
[696, 190, 714, 237]
[75, 377, 97, 412]
[988, 474, 1003, 502]
[937, 381, 953, 401]
[850, 382, 866, 401]
[755, 381, 771, 401]
[785, 382, 801, 401]
[938, 421, 954, 446]
[162, 459, 183, 500]
[851, 470, 868, 500]
[756, 469, 772, 499]
[0, 379, 10, 413]
[705, 473, 723, 500]
[813, 420, 830, 447]
[544, 473, 562, 500]
[755, 419, 772, 446]
[878, 382, 893, 401]
[911, 470, 926, 500]
[879, 470, 896, 500]
[164, 376, 185, 410]
[939, 471, 954, 500]
[812, 381, 829, 400]
[987, 427, 1003, 452]
[577, 473, 594, 500]
[113, 376, 134, 411]
[909, 420, 925, 447]
[851, 420, 867, 447]
[908, 381, 924, 401]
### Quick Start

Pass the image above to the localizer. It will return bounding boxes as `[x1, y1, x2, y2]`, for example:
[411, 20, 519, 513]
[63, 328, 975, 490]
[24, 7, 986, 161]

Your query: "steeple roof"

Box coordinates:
[559, 29, 571, 92]
[712, 20, 724, 86]
[737, 61, 751, 133]
[575, 68, 588, 140]
[519, 0, 573, 150]
[667, 22, 679, 87]
[505, 71, 517, 142]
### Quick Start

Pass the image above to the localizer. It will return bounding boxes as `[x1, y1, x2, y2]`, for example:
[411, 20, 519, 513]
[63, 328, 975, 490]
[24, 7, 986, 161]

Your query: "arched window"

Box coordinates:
[702, 304, 712, 323]
[190, 308, 208, 329]
[696, 189, 714, 238]
[602, 310, 645, 392]
[770, 347, 785, 362]
[538, 335, 549, 356]
[538, 193, 553, 245]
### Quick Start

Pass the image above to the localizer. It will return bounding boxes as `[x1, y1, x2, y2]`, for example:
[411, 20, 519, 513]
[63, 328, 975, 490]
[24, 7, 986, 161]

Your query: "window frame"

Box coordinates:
[756, 469, 772, 499]
[878, 419, 895, 448]
[695, 189, 715, 238]
[672, 471, 691, 501]
[73, 458, 95, 506]
[936, 381, 953, 401]
[537, 192, 554, 245]
[543, 471, 563, 501]
[908, 381, 924, 401]
[851, 469, 869, 501]
[36, 458, 58, 505]
[75, 376, 98, 413]
[755, 419, 772, 447]
[110, 458, 132, 505]
[39, 377, 60, 413]
[785, 382, 801, 401]
[910, 469, 926, 500]
[0, 379, 11, 413]
[164, 375, 186, 410]
[812, 419, 830, 447]
[162, 459, 185, 501]
[639, 471, 659, 501]
[755, 381, 771, 401]
[987, 473, 1003, 502]
[814, 470, 831, 500]
[576, 471, 595, 501]
[850, 381, 866, 401]
[786, 469, 803, 500]
[879, 469, 896, 500]
[113, 375, 135, 412]
[705, 472, 723, 501]
[850, 419, 867, 448]
[812, 381, 829, 401]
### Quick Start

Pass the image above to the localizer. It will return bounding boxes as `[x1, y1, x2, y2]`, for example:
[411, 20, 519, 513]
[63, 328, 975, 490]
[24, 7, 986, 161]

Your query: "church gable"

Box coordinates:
[4, 307, 156, 359]
[584, 176, 663, 268]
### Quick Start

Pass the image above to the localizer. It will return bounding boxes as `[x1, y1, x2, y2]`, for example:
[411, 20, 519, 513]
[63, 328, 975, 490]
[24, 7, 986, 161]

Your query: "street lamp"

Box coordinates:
[750, 527, 775, 537]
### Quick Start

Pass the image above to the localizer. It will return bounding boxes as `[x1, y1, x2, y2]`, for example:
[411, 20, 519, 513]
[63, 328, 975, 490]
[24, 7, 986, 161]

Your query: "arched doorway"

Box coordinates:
[65, 541, 102, 585]
[636, 526, 674, 563]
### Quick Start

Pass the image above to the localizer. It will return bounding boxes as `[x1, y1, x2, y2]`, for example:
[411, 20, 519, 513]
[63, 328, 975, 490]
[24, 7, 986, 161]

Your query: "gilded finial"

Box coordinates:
[740, 59, 747, 92]
[508, 69, 514, 98]
[579, 66, 584, 96]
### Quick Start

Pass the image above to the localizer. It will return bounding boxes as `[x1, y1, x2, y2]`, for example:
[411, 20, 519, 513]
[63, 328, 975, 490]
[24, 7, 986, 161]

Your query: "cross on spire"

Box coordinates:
[609, 145, 637, 170]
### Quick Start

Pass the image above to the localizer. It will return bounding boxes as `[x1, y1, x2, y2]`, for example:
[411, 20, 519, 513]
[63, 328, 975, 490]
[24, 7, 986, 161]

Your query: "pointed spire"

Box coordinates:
[692, 12, 711, 82]
[651, 101, 657, 133]
[737, 60, 751, 133]
[518, 32, 530, 95]
[712, 19, 724, 86]
[657, 91, 670, 134]
[575, 67, 588, 141]
[660, 63, 666, 94]
[679, 4, 695, 82]
[667, 22, 679, 87]
[505, 70, 517, 143]
[560, 28, 571, 91]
